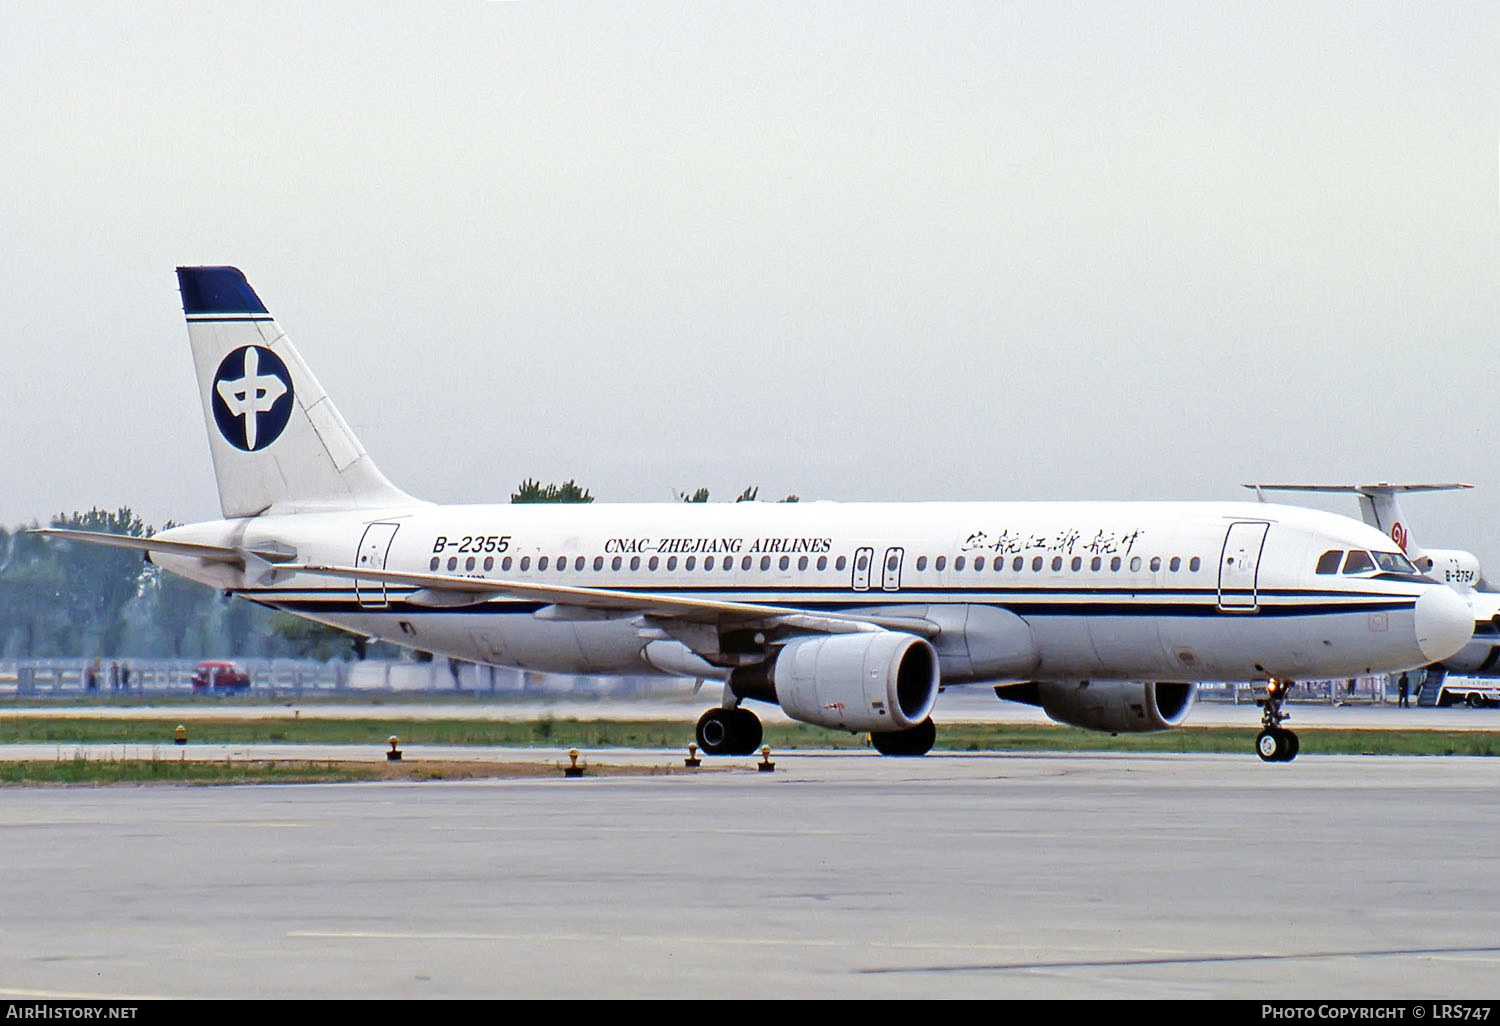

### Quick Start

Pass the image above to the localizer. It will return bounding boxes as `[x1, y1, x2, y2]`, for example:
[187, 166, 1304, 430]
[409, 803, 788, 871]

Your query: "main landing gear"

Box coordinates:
[695, 706, 764, 757]
[1255, 678, 1300, 762]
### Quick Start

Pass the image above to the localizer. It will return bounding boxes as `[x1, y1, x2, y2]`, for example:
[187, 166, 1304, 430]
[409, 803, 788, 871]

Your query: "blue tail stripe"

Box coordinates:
[176, 266, 269, 315]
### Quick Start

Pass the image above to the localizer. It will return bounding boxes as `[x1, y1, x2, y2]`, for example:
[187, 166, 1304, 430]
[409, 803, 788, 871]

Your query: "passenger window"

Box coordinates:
[1169, 557, 1181, 572]
[1315, 550, 1343, 575]
[1051, 556, 1062, 571]
[916, 556, 928, 571]
[1189, 557, 1201, 572]
[685, 556, 696, 571]
[630, 556, 640, 571]
[798, 556, 808, 571]
[610, 556, 621, 571]
[575, 556, 585, 571]
[1090, 556, 1101, 571]
[502, 557, 513, 572]
[520, 557, 531, 572]
[1032, 556, 1043, 571]
[836, 556, 847, 572]
[538, 557, 548, 571]
[935, 556, 947, 571]
[1150, 556, 1161, 572]
[705, 556, 716, 571]
[466, 556, 476, 571]
[761, 556, 772, 571]
[667, 556, 678, 571]
[780, 556, 791, 571]
[1012, 556, 1023, 571]
[429, 557, 440, 571]
[447, 557, 458, 571]
[648, 556, 659, 571]
[955, 556, 966, 571]
[1112, 557, 1122, 571]
[1342, 550, 1375, 574]
[742, 556, 752, 571]
[817, 556, 827, 571]
[1071, 556, 1082, 571]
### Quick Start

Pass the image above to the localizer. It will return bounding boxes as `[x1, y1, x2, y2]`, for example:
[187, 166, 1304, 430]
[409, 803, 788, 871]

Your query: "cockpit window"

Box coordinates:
[1342, 550, 1375, 574]
[1372, 551, 1417, 575]
[1315, 550, 1343, 575]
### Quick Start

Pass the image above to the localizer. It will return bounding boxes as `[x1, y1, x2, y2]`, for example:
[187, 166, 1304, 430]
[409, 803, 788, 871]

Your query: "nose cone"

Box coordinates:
[1415, 587, 1475, 664]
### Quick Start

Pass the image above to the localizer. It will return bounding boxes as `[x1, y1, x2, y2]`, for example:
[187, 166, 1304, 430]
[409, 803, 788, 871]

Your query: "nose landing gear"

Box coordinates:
[1255, 679, 1299, 762]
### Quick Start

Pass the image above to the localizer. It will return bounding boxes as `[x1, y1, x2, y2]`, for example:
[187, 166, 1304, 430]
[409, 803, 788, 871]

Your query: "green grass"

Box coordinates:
[1, 716, 1498, 756]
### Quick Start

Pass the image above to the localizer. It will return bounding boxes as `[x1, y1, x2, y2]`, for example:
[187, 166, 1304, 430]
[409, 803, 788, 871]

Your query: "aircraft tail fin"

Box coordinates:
[177, 266, 418, 518]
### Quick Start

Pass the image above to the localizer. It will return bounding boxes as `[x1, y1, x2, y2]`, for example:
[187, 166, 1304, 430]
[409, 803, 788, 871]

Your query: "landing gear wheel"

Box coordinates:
[696, 708, 738, 756]
[871, 718, 937, 757]
[1255, 727, 1299, 762]
[1468, 693, 1485, 709]
[731, 707, 763, 755]
[695, 707, 764, 756]
[1256, 729, 1283, 762]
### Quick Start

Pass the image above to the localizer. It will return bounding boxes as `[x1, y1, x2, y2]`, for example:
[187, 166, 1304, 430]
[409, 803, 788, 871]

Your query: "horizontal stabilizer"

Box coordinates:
[28, 528, 296, 569]
[1245, 483, 1472, 496]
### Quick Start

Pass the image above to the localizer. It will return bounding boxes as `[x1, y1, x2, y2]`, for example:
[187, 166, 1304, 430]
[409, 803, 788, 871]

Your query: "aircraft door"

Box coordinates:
[1218, 521, 1269, 611]
[852, 547, 874, 591]
[355, 523, 401, 608]
[881, 547, 904, 591]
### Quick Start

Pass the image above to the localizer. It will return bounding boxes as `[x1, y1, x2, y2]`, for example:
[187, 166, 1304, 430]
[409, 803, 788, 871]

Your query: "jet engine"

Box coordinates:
[994, 680, 1197, 733]
[728, 631, 939, 732]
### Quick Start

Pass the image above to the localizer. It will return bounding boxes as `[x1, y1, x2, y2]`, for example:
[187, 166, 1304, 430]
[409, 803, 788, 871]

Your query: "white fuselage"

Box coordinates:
[152, 498, 1472, 686]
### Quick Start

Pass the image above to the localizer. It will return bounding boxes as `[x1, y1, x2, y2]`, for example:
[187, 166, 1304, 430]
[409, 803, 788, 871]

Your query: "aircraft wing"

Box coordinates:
[283, 562, 940, 638]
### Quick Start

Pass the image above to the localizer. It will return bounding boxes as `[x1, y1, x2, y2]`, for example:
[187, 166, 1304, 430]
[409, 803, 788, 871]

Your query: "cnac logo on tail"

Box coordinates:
[212, 346, 294, 451]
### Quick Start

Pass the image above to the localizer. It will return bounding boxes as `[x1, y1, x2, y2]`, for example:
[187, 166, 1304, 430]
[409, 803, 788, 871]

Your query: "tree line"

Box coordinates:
[0, 481, 797, 659]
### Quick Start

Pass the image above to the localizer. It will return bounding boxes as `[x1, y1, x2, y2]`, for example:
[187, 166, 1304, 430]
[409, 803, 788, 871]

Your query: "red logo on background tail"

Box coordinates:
[1391, 522, 1408, 552]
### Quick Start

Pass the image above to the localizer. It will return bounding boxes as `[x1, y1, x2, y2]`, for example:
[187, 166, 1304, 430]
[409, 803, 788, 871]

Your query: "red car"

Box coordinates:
[191, 661, 251, 695]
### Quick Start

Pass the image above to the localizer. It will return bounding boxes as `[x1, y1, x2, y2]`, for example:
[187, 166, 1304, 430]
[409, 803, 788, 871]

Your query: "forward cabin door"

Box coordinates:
[1218, 521, 1270, 611]
[355, 523, 401, 608]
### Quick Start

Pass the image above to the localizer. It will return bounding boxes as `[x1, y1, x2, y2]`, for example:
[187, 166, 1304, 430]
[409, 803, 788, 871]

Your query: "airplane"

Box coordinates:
[1248, 483, 1500, 683]
[32, 267, 1475, 763]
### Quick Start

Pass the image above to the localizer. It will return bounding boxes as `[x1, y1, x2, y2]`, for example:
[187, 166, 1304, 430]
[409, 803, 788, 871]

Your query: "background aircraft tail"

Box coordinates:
[1246, 482, 1475, 578]
[177, 266, 417, 518]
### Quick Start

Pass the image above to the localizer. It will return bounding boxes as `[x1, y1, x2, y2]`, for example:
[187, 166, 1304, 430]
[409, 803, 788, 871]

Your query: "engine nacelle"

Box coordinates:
[729, 632, 939, 732]
[995, 680, 1197, 733]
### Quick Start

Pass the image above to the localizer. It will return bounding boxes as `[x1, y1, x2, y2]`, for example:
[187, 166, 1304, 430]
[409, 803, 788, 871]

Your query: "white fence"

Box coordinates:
[0, 658, 674, 699]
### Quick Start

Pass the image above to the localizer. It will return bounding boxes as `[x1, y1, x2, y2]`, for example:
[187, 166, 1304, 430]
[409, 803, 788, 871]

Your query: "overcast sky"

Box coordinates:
[2, 2, 1498, 564]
